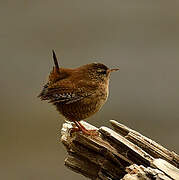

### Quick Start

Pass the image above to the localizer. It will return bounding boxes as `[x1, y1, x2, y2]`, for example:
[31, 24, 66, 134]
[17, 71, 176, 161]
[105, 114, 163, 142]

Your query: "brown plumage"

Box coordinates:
[38, 50, 119, 135]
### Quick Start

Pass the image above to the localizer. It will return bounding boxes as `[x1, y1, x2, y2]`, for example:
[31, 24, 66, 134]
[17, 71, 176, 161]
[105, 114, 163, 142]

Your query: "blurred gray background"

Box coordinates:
[0, 1, 179, 180]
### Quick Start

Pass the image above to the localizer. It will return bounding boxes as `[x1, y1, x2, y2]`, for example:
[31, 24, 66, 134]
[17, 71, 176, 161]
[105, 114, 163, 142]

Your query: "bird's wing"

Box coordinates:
[38, 83, 93, 104]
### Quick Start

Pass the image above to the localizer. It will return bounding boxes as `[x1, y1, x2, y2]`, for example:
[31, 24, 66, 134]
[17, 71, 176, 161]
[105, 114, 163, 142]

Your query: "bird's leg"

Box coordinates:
[74, 121, 99, 136]
[70, 122, 81, 133]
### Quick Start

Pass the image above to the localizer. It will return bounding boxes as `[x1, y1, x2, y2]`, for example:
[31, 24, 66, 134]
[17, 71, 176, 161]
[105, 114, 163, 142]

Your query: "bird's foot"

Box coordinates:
[74, 121, 99, 136]
[70, 127, 81, 134]
[81, 128, 99, 136]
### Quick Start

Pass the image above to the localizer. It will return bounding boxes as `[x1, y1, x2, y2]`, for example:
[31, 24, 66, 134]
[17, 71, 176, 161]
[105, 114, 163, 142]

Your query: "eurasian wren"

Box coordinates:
[38, 50, 119, 135]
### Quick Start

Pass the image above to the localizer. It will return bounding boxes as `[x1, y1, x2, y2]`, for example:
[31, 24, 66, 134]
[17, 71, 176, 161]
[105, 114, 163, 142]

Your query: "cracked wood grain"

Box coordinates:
[61, 120, 179, 180]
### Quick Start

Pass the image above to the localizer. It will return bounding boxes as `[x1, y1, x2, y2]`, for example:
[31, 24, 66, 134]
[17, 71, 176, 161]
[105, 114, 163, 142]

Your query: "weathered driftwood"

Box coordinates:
[61, 120, 179, 180]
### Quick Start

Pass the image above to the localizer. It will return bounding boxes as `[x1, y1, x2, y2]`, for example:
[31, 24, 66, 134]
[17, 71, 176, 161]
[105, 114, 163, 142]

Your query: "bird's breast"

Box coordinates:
[55, 83, 109, 121]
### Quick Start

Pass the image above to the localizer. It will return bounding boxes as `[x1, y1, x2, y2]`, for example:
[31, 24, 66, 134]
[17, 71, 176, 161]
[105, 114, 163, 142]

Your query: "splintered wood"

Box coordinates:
[61, 120, 179, 180]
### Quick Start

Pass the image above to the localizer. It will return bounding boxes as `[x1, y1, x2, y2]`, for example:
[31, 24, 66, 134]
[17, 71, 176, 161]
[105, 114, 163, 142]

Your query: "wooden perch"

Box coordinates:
[61, 120, 179, 180]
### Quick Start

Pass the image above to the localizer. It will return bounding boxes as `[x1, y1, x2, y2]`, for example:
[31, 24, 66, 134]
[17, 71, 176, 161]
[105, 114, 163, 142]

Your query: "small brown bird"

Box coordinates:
[38, 50, 119, 135]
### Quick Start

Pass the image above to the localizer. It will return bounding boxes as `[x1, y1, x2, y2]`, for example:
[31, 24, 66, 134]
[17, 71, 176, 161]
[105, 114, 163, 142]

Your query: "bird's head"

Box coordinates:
[81, 63, 119, 82]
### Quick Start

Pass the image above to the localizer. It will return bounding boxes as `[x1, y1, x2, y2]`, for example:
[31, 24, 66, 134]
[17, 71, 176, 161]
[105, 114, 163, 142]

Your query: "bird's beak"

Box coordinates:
[108, 68, 120, 73]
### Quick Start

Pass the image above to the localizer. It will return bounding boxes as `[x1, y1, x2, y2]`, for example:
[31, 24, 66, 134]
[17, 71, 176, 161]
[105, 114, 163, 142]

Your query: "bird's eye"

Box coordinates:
[97, 69, 107, 74]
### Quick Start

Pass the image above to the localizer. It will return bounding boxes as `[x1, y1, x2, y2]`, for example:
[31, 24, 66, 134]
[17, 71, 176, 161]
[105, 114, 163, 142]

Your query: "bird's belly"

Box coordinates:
[55, 92, 107, 121]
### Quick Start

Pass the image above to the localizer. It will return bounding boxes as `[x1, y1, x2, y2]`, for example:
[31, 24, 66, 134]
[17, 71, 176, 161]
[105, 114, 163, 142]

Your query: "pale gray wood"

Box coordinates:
[99, 126, 154, 166]
[152, 158, 179, 180]
[122, 164, 172, 180]
[61, 120, 179, 180]
[110, 120, 179, 168]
